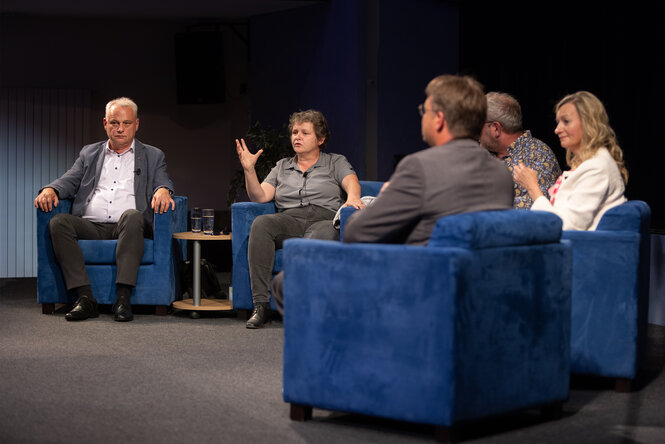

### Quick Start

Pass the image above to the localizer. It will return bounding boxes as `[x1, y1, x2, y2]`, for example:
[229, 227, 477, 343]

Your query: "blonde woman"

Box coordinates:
[513, 91, 627, 230]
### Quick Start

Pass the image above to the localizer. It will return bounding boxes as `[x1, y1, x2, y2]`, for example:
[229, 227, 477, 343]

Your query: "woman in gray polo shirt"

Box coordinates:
[235, 110, 363, 328]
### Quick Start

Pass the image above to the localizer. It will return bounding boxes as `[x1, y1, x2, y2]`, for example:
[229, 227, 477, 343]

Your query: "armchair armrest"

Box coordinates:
[36, 200, 73, 302]
[338, 181, 384, 240]
[36, 199, 72, 228]
[562, 229, 642, 377]
[562, 230, 640, 278]
[231, 202, 277, 310]
[359, 180, 384, 197]
[153, 195, 188, 264]
[282, 238, 470, 313]
[338, 206, 357, 241]
[231, 202, 276, 236]
[562, 229, 640, 300]
[282, 238, 468, 422]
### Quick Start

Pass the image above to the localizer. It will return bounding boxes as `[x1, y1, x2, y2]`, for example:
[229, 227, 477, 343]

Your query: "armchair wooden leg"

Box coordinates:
[435, 426, 454, 443]
[289, 404, 312, 421]
[541, 401, 564, 419]
[615, 378, 633, 393]
[155, 305, 168, 316]
[42, 303, 55, 315]
[237, 309, 251, 320]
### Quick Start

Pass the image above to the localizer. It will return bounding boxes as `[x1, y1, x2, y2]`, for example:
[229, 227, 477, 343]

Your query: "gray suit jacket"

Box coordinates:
[46, 139, 173, 224]
[344, 138, 514, 245]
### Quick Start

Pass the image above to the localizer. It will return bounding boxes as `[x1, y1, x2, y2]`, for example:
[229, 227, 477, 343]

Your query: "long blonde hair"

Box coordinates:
[556, 91, 628, 184]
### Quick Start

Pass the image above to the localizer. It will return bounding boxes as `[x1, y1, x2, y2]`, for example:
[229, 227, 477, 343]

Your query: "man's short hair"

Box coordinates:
[425, 75, 486, 140]
[288, 109, 330, 149]
[486, 92, 523, 133]
[106, 97, 138, 119]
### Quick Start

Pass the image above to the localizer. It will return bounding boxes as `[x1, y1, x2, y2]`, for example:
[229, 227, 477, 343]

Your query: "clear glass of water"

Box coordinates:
[203, 208, 215, 235]
[191, 207, 202, 233]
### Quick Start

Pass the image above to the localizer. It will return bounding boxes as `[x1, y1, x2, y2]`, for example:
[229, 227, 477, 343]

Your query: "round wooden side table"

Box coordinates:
[172, 232, 232, 316]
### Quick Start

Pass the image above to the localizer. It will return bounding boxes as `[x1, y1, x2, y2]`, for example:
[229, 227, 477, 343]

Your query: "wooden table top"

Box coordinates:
[172, 232, 232, 241]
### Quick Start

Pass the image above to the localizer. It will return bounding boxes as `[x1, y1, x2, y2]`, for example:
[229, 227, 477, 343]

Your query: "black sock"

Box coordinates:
[75, 285, 93, 300]
[116, 284, 133, 302]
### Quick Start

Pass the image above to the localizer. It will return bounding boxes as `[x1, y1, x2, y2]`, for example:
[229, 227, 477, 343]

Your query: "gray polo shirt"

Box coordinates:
[264, 152, 356, 212]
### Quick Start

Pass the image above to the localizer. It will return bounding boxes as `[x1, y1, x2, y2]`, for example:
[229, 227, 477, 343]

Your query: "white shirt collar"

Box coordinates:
[105, 139, 135, 155]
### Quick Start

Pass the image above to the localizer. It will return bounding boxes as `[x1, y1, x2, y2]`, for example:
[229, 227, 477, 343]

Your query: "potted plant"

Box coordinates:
[227, 121, 294, 206]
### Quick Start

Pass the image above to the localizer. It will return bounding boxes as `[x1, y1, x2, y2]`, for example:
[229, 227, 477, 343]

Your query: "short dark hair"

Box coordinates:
[288, 109, 331, 149]
[425, 75, 486, 140]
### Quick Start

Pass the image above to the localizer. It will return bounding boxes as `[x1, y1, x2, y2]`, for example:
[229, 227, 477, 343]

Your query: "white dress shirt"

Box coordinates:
[83, 140, 136, 222]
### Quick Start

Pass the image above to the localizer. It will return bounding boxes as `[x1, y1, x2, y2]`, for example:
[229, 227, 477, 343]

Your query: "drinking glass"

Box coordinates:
[191, 207, 202, 233]
[203, 208, 215, 235]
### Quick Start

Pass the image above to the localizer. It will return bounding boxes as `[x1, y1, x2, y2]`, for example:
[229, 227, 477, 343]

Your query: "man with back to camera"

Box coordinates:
[342, 75, 514, 245]
[34, 97, 175, 322]
[479, 92, 561, 208]
[271, 75, 514, 311]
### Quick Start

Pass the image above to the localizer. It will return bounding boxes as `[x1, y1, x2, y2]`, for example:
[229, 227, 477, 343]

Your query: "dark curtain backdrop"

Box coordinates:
[459, 2, 665, 229]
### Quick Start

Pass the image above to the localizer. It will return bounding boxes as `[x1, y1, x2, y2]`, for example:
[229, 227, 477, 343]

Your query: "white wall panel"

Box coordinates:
[0, 88, 90, 278]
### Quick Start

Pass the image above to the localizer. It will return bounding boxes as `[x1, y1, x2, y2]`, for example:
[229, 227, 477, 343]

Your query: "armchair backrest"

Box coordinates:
[428, 210, 563, 249]
[359, 180, 384, 197]
[154, 196, 188, 263]
[593, 201, 650, 298]
[596, 200, 650, 233]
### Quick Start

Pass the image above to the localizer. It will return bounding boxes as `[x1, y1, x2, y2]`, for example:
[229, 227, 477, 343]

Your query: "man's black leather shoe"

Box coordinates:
[246, 302, 271, 329]
[65, 296, 99, 321]
[113, 300, 134, 322]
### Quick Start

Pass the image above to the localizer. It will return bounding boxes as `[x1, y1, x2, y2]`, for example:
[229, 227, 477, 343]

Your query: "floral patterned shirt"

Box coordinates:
[499, 131, 562, 209]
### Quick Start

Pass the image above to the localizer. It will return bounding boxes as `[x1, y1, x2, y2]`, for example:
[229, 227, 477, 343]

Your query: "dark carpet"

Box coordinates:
[1, 278, 663, 443]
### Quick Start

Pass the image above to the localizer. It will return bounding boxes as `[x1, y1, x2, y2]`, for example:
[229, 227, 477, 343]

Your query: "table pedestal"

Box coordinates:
[172, 232, 233, 316]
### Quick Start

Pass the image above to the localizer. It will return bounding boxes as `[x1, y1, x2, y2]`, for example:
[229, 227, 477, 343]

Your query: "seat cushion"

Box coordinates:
[79, 239, 154, 264]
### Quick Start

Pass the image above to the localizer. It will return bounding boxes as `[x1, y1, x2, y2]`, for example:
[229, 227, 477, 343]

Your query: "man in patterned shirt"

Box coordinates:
[479, 92, 561, 209]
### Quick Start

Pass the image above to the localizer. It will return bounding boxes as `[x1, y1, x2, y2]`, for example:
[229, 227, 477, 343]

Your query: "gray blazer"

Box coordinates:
[344, 138, 514, 245]
[46, 139, 173, 224]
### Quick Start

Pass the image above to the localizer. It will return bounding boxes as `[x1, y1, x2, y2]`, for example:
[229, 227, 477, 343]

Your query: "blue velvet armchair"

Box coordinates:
[562, 200, 651, 391]
[281, 210, 572, 438]
[37, 196, 188, 315]
[230, 180, 383, 314]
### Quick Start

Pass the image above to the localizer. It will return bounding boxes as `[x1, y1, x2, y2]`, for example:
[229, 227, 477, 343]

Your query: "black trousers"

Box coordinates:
[48, 210, 148, 291]
[248, 205, 338, 304]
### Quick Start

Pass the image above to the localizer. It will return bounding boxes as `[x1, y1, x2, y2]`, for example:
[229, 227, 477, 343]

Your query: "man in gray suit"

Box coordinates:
[343, 74, 513, 245]
[34, 97, 174, 322]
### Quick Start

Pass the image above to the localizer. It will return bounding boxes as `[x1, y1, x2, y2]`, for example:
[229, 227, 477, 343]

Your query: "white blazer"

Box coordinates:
[531, 147, 626, 230]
